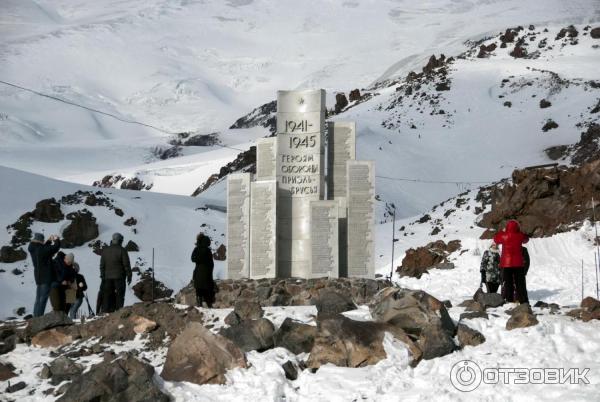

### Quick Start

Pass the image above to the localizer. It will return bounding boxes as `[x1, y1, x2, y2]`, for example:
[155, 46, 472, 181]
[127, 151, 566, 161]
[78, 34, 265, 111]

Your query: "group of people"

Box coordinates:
[29, 232, 132, 318]
[29, 233, 88, 318]
[479, 220, 531, 303]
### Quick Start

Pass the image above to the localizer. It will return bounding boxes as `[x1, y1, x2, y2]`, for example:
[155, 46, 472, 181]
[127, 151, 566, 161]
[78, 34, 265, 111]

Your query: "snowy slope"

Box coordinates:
[1, 0, 599, 200]
[0, 166, 227, 319]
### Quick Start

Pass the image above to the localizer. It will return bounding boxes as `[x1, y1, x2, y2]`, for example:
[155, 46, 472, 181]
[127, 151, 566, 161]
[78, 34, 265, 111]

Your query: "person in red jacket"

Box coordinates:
[493, 220, 529, 303]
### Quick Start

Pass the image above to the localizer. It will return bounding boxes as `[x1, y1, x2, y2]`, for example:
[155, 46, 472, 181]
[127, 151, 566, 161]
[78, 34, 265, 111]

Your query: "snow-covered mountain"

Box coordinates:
[1, 2, 600, 400]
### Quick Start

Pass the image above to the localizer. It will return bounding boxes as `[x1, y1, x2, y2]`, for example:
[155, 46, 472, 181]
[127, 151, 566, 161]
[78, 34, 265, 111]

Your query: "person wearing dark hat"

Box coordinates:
[28, 233, 61, 317]
[191, 233, 215, 308]
[100, 233, 132, 313]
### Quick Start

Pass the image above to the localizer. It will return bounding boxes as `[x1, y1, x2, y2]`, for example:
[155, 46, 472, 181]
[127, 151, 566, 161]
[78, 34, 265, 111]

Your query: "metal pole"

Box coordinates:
[581, 259, 584, 300]
[152, 248, 155, 303]
[390, 204, 396, 282]
[595, 252, 599, 300]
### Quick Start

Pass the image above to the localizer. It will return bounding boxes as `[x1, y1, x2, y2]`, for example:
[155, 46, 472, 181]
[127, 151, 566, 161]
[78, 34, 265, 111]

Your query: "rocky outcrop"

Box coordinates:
[0, 362, 17, 381]
[229, 100, 276, 133]
[473, 288, 505, 308]
[120, 177, 153, 191]
[132, 273, 173, 302]
[61, 210, 99, 248]
[315, 288, 357, 318]
[0, 246, 26, 263]
[397, 240, 460, 278]
[60, 302, 202, 349]
[0, 328, 18, 354]
[213, 244, 226, 260]
[175, 277, 391, 308]
[506, 303, 539, 330]
[191, 146, 256, 196]
[220, 318, 275, 352]
[457, 323, 486, 347]
[273, 318, 317, 354]
[478, 160, 600, 237]
[334, 93, 349, 113]
[58, 353, 169, 402]
[33, 198, 64, 222]
[591, 27, 600, 39]
[306, 314, 421, 369]
[370, 288, 456, 360]
[567, 297, 600, 322]
[24, 311, 73, 340]
[161, 322, 247, 385]
[32, 329, 74, 349]
[572, 124, 600, 165]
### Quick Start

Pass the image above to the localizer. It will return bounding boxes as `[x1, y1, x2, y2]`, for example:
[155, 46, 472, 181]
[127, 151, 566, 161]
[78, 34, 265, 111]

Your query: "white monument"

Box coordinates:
[226, 89, 374, 279]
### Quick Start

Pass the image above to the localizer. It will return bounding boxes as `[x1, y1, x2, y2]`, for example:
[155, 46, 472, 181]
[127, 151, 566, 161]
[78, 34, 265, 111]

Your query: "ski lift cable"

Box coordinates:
[376, 174, 492, 185]
[0, 79, 246, 152]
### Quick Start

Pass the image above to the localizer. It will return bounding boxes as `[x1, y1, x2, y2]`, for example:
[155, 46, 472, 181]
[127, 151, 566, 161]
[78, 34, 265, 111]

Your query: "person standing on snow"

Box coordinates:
[191, 233, 215, 308]
[493, 220, 530, 304]
[68, 262, 88, 319]
[480, 242, 501, 293]
[28, 233, 61, 317]
[100, 233, 132, 313]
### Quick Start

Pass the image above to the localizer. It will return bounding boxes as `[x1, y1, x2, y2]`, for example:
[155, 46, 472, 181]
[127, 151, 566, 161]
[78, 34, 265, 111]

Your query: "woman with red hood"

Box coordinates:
[493, 220, 529, 304]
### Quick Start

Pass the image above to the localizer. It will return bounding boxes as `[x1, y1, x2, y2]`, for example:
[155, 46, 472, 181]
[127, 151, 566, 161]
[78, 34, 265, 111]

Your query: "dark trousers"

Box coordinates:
[49, 286, 64, 312]
[503, 268, 528, 303]
[102, 278, 126, 313]
[33, 284, 51, 317]
[195, 288, 215, 308]
[485, 282, 500, 294]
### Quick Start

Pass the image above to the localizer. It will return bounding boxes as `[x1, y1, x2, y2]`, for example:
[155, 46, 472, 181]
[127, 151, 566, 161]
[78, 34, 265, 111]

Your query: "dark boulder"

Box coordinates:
[5, 381, 27, 393]
[0, 328, 17, 354]
[220, 318, 275, 352]
[125, 240, 139, 252]
[33, 198, 64, 222]
[131, 273, 173, 302]
[57, 353, 169, 402]
[348, 89, 361, 102]
[24, 311, 73, 339]
[370, 288, 456, 360]
[506, 303, 539, 330]
[473, 288, 505, 308]
[397, 240, 461, 278]
[334, 93, 349, 114]
[457, 323, 486, 348]
[542, 119, 559, 132]
[161, 322, 247, 385]
[307, 314, 422, 369]
[315, 288, 357, 318]
[273, 318, 317, 354]
[48, 356, 83, 386]
[124, 217, 137, 226]
[0, 246, 26, 263]
[540, 99, 552, 108]
[213, 244, 226, 261]
[61, 210, 99, 248]
[282, 361, 298, 380]
[459, 311, 489, 321]
[0, 361, 17, 381]
[591, 27, 600, 39]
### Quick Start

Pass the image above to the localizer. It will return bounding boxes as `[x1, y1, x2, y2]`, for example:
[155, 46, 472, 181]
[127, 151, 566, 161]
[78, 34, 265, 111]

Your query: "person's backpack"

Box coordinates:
[522, 246, 530, 275]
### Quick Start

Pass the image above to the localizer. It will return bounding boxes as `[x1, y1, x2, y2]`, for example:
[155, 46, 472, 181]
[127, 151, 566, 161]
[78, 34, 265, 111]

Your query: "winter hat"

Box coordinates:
[112, 232, 124, 245]
[73, 262, 80, 273]
[33, 233, 44, 242]
[64, 253, 75, 265]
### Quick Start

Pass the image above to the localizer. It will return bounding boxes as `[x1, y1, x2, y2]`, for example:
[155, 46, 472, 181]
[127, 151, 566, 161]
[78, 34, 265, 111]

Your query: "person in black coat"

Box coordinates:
[100, 233, 132, 313]
[68, 262, 88, 319]
[28, 233, 61, 317]
[192, 233, 215, 308]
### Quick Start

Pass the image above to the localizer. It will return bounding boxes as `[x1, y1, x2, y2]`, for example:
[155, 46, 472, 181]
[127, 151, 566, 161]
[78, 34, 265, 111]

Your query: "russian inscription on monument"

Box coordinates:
[226, 173, 251, 279]
[226, 89, 375, 280]
[250, 180, 277, 279]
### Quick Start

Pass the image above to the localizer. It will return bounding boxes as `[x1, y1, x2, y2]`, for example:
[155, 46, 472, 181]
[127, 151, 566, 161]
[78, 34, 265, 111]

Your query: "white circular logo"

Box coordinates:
[450, 360, 482, 392]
